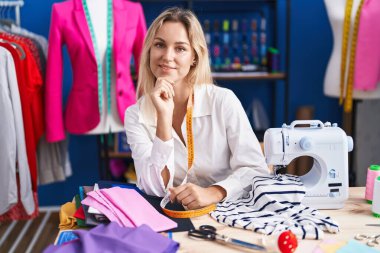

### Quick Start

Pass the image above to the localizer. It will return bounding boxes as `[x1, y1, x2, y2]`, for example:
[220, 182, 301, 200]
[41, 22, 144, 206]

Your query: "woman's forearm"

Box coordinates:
[156, 112, 172, 141]
[156, 112, 172, 187]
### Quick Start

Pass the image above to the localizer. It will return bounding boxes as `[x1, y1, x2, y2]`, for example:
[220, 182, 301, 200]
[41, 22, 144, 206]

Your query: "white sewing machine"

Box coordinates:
[264, 120, 354, 209]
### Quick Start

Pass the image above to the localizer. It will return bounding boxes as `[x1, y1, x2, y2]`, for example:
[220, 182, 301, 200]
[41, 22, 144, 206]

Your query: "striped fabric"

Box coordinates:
[210, 174, 339, 239]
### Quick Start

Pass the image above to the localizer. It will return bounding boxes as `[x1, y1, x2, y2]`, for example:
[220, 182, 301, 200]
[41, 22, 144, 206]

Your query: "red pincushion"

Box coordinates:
[277, 230, 298, 253]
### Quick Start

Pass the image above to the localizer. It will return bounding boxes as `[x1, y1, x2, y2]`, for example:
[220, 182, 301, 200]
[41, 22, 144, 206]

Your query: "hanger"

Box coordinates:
[0, 19, 15, 28]
[0, 38, 26, 60]
[0, 5, 25, 60]
[0, 4, 16, 28]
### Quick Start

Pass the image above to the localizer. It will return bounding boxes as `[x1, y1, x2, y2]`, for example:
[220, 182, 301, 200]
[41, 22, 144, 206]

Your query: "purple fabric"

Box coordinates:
[43, 222, 179, 253]
[110, 159, 127, 178]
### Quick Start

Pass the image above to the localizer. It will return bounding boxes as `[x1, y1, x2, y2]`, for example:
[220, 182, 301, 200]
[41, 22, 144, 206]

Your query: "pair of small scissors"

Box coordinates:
[355, 233, 380, 247]
[188, 225, 266, 251]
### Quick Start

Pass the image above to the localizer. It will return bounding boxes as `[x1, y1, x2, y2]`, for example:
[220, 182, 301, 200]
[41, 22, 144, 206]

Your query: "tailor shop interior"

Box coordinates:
[1, 0, 380, 252]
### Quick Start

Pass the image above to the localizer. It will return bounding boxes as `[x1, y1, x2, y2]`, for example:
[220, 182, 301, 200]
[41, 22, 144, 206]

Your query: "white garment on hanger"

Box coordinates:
[0, 47, 35, 215]
[86, 0, 124, 134]
[323, 0, 380, 99]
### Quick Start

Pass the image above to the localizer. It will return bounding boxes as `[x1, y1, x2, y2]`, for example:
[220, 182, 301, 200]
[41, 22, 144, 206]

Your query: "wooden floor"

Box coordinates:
[0, 208, 60, 253]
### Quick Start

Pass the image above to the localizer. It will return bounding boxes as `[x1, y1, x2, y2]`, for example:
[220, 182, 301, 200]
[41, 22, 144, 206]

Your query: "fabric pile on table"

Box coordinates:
[211, 174, 340, 239]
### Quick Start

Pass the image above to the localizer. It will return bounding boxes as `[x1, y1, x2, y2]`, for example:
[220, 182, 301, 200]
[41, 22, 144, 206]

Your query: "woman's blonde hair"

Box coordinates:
[137, 7, 213, 98]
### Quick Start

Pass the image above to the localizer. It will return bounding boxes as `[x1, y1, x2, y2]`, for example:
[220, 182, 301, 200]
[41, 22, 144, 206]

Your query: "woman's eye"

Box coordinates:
[154, 43, 164, 48]
[176, 47, 186, 52]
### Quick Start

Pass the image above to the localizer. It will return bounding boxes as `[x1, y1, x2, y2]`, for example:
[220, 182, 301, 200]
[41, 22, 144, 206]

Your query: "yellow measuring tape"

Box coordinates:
[340, 0, 353, 105]
[162, 202, 217, 219]
[340, 0, 364, 112]
[185, 93, 194, 170]
[344, 0, 364, 112]
[161, 90, 216, 218]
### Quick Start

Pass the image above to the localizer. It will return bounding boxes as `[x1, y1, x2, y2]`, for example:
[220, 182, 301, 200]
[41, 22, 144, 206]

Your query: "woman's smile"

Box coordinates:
[159, 64, 176, 72]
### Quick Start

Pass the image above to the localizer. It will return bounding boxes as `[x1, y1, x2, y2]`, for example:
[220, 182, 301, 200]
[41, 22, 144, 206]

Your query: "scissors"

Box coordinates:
[188, 225, 266, 251]
[355, 233, 380, 247]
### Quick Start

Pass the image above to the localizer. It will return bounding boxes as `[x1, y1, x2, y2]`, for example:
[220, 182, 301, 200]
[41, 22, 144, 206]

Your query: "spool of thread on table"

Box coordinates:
[365, 165, 380, 204]
[260, 230, 298, 253]
[372, 176, 380, 218]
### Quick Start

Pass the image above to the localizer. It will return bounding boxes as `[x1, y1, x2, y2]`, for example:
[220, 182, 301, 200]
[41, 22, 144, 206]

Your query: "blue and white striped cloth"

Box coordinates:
[211, 174, 339, 239]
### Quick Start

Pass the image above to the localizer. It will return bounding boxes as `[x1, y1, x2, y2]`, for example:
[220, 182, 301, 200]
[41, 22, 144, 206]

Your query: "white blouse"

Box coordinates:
[124, 84, 269, 202]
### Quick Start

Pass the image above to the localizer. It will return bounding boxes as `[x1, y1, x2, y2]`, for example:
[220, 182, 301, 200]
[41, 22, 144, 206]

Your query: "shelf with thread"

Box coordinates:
[212, 71, 285, 80]
[131, 72, 286, 81]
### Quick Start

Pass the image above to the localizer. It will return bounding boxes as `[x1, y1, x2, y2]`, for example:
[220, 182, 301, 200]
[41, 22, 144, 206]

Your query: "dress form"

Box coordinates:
[324, 0, 380, 99]
[85, 0, 124, 134]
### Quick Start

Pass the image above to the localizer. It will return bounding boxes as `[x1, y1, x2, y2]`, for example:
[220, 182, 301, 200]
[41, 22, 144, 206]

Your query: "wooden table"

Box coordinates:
[172, 187, 380, 253]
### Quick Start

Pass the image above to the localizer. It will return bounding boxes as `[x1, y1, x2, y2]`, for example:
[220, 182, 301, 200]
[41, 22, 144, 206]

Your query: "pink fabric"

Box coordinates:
[354, 0, 380, 91]
[101, 188, 177, 232]
[90, 190, 135, 227]
[82, 187, 177, 232]
[45, 0, 147, 142]
[82, 194, 122, 225]
[82, 191, 134, 227]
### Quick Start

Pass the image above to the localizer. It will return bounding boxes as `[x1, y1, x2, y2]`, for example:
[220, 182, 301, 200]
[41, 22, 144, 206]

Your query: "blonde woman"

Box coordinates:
[125, 7, 269, 210]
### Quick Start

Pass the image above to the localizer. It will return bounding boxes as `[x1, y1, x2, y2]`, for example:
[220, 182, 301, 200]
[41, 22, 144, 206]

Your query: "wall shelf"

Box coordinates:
[212, 72, 285, 80]
[132, 72, 285, 81]
[102, 151, 132, 159]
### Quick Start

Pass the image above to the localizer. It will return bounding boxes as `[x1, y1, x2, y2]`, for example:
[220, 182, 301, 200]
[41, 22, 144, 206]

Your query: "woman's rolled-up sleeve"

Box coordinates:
[124, 106, 175, 197]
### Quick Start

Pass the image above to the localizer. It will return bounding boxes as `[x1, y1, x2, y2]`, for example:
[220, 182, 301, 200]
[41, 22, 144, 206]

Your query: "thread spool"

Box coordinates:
[261, 230, 298, 253]
[372, 176, 380, 218]
[365, 165, 380, 204]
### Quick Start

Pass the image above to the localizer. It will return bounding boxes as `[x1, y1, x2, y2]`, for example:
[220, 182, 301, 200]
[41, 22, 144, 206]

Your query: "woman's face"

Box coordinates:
[150, 21, 194, 85]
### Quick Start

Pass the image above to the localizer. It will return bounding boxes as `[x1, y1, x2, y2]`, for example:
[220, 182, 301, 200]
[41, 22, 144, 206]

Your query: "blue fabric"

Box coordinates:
[43, 222, 179, 253]
[337, 240, 380, 253]
[56, 230, 78, 245]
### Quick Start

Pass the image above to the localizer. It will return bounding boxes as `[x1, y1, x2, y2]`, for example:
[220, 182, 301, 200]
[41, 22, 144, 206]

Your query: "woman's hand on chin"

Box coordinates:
[150, 77, 175, 117]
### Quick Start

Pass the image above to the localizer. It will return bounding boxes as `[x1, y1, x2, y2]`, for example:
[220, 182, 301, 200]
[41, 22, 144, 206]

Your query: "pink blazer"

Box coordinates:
[45, 0, 147, 142]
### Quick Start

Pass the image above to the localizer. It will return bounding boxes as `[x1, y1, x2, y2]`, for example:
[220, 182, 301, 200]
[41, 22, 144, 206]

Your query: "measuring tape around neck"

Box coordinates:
[186, 91, 194, 170]
[160, 90, 216, 218]
[340, 0, 364, 112]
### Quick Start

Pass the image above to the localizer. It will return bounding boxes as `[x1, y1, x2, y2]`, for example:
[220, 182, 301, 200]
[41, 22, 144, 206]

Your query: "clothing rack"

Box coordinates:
[0, 1, 24, 26]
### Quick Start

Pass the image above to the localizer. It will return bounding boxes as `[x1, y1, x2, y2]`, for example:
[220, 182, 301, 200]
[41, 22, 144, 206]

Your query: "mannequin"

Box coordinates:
[324, 0, 380, 99]
[45, 0, 146, 143]
[86, 0, 124, 134]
